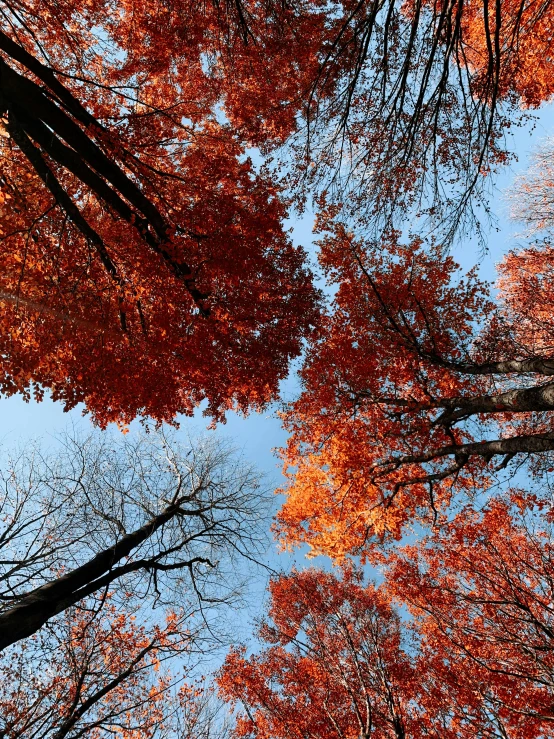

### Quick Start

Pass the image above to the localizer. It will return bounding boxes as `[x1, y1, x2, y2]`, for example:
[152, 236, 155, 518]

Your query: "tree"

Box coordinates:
[275, 209, 554, 559]
[218, 567, 418, 739]
[0, 430, 267, 650]
[507, 136, 554, 235]
[216, 0, 554, 245]
[0, 595, 184, 739]
[1, 0, 554, 425]
[0, 2, 319, 425]
[0, 589, 234, 739]
[387, 493, 554, 735]
[218, 565, 550, 738]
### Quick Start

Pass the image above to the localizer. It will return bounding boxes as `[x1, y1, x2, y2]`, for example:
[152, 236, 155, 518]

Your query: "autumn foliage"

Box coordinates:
[217, 0, 554, 243]
[389, 494, 554, 734]
[5, 0, 554, 734]
[0, 1, 320, 425]
[0, 431, 262, 735]
[276, 222, 492, 557]
[458, 0, 554, 107]
[2, 0, 554, 424]
[220, 526, 554, 737]
[275, 204, 554, 558]
[219, 567, 418, 739]
[0, 594, 209, 739]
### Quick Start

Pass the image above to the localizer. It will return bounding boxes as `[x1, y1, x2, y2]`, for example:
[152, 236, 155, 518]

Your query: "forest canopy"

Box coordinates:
[0, 0, 553, 423]
[2, 1, 554, 737]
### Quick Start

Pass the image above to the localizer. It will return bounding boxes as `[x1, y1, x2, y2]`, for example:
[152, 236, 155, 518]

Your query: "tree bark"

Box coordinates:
[0, 498, 194, 651]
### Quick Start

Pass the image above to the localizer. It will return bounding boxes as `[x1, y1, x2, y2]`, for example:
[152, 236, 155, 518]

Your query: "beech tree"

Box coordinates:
[0, 431, 267, 651]
[275, 206, 554, 558]
[218, 567, 418, 739]
[218, 564, 551, 738]
[0, 1, 320, 426]
[217, 0, 554, 244]
[388, 494, 554, 734]
[0, 596, 189, 739]
[3, 0, 554, 426]
[0, 590, 234, 739]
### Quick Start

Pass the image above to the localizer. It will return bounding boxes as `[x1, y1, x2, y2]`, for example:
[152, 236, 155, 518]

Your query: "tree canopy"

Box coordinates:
[2, 0, 554, 423]
[219, 544, 554, 738]
[4, 1, 554, 736]
[0, 1, 320, 425]
[275, 210, 554, 558]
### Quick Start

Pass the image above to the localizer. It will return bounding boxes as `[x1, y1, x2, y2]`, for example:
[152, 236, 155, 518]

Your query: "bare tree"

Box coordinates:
[507, 136, 554, 236]
[0, 430, 269, 652]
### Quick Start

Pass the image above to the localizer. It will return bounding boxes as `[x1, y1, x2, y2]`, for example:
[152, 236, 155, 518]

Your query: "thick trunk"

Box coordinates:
[454, 358, 554, 376]
[0, 52, 209, 311]
[0, 500, 181, 651]
[435, 382, 554, 422]
[368, 382, 554, 421]
[379, 432, 554, 475]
